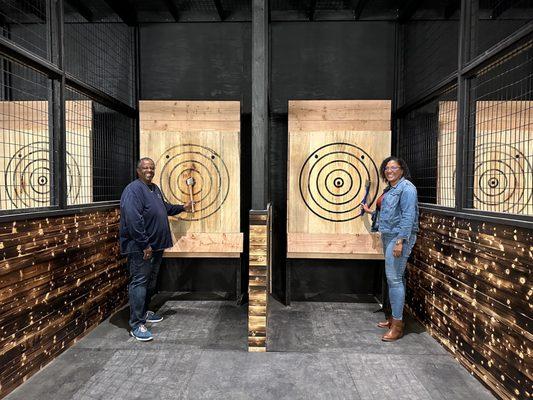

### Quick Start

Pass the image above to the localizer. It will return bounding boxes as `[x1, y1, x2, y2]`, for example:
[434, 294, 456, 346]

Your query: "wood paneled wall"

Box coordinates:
[0, 208, 127, 398]
[407, 212, 531, 400]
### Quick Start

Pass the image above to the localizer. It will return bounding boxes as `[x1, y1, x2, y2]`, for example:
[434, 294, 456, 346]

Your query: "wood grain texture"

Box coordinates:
[248, 208, 271, 352]
[139, 100, 243, 257]
[406, 212, 532, 400]
[164, 232, 243, 256]
[0, 208, 127, 399]
[287, 100, 391, 259]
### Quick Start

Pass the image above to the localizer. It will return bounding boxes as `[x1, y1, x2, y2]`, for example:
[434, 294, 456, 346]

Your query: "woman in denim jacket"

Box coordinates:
[362, 156, 419, 341]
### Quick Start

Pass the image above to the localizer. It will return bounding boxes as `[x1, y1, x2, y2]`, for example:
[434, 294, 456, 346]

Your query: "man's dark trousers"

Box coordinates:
[128, 250, 164, 330]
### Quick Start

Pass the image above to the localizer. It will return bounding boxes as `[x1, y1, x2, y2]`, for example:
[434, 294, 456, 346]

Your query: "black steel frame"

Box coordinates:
[0, 0, 138, 222]
[394, 0, 533, 229]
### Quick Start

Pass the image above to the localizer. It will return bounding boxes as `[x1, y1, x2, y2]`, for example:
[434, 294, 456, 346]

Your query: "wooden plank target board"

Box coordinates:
[140, 100, 243, 257]
[0, 101, 92, 210]
[287, 100, 391, 259]
[437, 100, 533, 215]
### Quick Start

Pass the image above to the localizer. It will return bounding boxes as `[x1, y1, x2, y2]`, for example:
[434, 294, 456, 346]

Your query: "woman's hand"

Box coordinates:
[393, 242, 403, 258]
[360, 203, 373, 214]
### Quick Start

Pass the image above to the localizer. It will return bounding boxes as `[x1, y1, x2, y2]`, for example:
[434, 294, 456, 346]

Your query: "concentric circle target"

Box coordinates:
[299, 142, 380, 222]
[156, 144, 230, 221]
[5, 141, 81, 208]
[473, 142, 532, 214]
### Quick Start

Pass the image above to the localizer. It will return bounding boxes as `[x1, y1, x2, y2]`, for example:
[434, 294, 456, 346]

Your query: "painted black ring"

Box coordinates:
[477, 168, 508, 197]
[5, 143, 82, 207]
[472, 142, 531, 213]
[176, 168, 204, 196]
[317, 162, 361, 203]
[299, 143, 379, 222]
[167, 160, 212, 204]
[324, 168, 354, 197]
[165, 157, 217, 212]
[473, 155, 522, 208]
[308, 152, 370, 213]
[157, 144, 230, 221]
[29, 167, 51, 195]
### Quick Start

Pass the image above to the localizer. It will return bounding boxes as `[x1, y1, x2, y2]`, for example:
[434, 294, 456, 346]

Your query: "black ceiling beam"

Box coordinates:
[490, 0, 516, 19]
[444, 0, 460, 19]
[308, 0, 317, 21]
[351, 0, 369, 20]
[397, 0, 423, 23]
[103, 0, 137, 26]
[213, 0, 226, 21]
[64, 0, 94, 22]
[164, 0, 180, 22]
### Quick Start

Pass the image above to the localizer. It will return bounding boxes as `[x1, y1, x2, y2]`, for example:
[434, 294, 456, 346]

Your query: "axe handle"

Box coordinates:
[188, 185, 195, 212]
[360, 184, 370, 216]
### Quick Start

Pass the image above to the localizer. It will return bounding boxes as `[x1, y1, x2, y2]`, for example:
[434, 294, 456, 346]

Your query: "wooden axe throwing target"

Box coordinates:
[287, 100, 391, 259]
[140, 100, 243, 258]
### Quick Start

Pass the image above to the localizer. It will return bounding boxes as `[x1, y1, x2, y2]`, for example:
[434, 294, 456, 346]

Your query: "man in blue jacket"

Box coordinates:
[120, 157, 192, 341]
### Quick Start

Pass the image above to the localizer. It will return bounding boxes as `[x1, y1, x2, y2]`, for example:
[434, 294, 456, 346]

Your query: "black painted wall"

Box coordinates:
[269, 22, 395, 302]
[140, 23, 252, 111]
[139, 23, 251, 297]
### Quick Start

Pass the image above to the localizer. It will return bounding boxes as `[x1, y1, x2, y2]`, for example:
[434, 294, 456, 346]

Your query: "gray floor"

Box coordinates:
[6, 294, 495, 400]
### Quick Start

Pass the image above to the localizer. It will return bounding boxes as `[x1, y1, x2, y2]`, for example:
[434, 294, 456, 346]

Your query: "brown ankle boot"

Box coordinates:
[381, 319, 404, 341]
[377, 317, 392, 329]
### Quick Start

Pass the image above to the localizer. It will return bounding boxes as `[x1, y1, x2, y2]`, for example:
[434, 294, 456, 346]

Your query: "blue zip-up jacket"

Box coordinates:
[377, 177, 419, 240]
[119, 179, 184, 254]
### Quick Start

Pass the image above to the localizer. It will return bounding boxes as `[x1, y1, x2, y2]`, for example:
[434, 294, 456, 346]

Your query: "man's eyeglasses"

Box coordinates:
[384, 166, 401, 172]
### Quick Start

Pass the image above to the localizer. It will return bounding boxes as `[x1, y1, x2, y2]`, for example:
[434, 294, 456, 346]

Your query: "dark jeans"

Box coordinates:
[127, 250, 164, 330]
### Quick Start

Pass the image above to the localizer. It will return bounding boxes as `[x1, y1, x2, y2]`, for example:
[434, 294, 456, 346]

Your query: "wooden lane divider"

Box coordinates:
[248, 205, 272, 352]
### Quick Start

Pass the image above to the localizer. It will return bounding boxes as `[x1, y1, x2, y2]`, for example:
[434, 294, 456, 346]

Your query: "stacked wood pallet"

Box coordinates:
[248, 208, 270, 352]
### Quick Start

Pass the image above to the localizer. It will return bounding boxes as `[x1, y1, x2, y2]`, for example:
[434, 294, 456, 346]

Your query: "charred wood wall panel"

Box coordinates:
[406, 212, 531, 400]
[0, 208, 127, 398]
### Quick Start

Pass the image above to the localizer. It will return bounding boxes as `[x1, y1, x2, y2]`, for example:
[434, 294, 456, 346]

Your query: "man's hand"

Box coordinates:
[143, 246, 153, 260]
[183, 200, 195, 213]
[393, 242, 403, 258]
[360, 203, 373, 214]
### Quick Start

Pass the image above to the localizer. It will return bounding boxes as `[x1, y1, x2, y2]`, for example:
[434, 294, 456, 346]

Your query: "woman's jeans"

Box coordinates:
[127, 250, 164, 330]
[381, 233, 417, 320]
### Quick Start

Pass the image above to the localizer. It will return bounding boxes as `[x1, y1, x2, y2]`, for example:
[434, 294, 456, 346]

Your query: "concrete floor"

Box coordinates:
[6, 294, 495, 400]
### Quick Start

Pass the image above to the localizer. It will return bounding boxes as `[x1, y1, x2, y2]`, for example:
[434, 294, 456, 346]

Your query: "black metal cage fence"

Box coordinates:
[465, 40, 532, 216]
[397, 0, 532, 221]
[0, 0, 136, 216]
[64, 87, 134, 206]
[399, 87, 458, 206]
[0, 56, 53, 211]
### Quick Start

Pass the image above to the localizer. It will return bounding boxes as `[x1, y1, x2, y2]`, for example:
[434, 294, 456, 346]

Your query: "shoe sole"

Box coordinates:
[146, 318, 163, 323]
[130, 331, 153, 341]
[381, 335, 403, 342]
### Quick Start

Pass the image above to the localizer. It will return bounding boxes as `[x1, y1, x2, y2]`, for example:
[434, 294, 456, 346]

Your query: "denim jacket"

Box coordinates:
[376, 177, 419, 240]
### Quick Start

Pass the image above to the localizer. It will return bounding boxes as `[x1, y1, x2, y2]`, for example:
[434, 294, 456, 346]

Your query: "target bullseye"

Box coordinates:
[474, 143, 532, 214]
[5, 142, 81, 208]
[157, 144, 230, 221]
[299, 142, 379, 222]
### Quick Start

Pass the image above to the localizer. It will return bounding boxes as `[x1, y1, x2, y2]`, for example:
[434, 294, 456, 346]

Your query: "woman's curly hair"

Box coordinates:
[379, 156, 411, 181]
